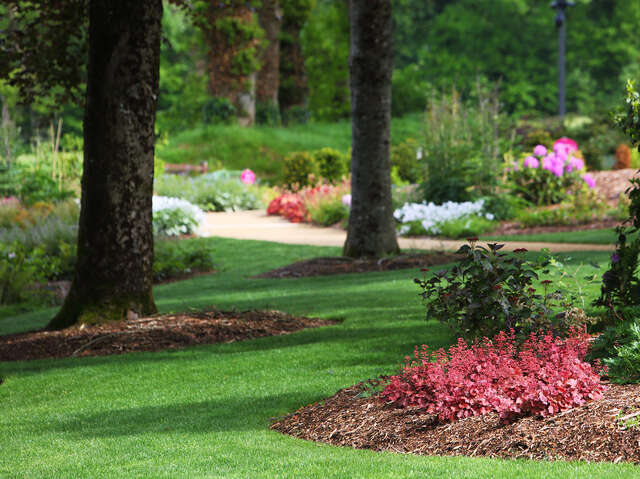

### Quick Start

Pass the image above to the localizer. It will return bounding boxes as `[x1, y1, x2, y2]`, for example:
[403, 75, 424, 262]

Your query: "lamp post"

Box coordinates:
[551, 0, 574, 118]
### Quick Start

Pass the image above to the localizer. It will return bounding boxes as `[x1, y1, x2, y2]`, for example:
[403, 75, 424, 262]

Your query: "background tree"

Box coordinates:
[300, 0, 350, 121]
[343, 0, 399, 258]
[278, 0, 314, 122]
[256, 0, 282, 124]
[195, 1, 264, 126]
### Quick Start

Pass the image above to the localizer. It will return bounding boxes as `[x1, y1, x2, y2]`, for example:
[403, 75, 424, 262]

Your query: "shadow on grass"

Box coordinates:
[33, 392, 316, 438]
[1, 319, 449, 379]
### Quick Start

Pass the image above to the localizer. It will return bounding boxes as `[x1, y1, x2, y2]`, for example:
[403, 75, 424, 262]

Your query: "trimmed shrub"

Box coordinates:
[390, 138, 422, 184]
[282, 151, 318, 190]
[313, 148, 348, 184]
[381, 329, 607, 422]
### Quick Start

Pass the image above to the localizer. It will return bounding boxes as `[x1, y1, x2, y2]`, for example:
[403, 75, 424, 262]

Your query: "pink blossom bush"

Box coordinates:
[381, 329, 607, 423]
[240, 169, 256, 185]
[508, 138, 595, 205]
[267, 178, 351, 226]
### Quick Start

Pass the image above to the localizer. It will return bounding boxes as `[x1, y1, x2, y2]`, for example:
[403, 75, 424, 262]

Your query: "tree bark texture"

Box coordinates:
[278, 6, 309, 119]
[343, 0, 399, 258]
[48, 0, 161, 330]
[256, 0, 282, 105]
[203, 5, 261, 126]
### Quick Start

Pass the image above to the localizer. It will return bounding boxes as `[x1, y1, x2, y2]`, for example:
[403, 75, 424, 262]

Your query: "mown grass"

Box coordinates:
[156, 114, 423, 182]
[1, 239, 636, 478]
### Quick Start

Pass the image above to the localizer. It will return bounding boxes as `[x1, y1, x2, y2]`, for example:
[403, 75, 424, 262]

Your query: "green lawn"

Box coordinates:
[1, 239, 636, 478]
[482, 228, 618, 245]
[156, 114, 423, 182]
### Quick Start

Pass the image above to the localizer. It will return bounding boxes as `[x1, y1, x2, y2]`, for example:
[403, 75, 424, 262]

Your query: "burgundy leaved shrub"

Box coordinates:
[381, 329, 607, 422]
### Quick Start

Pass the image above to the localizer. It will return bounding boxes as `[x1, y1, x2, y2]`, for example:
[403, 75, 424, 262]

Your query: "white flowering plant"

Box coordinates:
[394, 199, 496, 238]
[152, 196, 205, 237]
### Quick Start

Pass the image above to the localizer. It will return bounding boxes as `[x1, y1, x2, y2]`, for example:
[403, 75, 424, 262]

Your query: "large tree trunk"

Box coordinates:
[256, 0, 281, 106]
[343, 0, 399, 258]
[47, 0, 161, 330]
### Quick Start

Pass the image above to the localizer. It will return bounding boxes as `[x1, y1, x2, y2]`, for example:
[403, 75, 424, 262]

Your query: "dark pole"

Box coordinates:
[551, 0, 574, 118]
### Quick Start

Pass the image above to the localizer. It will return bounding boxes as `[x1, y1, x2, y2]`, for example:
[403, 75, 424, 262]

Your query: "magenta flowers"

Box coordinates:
[509, 138, 595, 205]
[523, 156, 539, 168]
[582, 173, 596, 189]
[240, 169, 256, 185]
[533, 144, 547, 156]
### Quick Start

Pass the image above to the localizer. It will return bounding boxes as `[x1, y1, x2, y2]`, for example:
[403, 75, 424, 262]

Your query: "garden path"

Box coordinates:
[199, 210, 615, 253]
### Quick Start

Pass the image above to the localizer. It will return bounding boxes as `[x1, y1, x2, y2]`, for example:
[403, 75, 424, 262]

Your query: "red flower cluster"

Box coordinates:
[381, 329, 607, 422]
[267, 193, 308, 223]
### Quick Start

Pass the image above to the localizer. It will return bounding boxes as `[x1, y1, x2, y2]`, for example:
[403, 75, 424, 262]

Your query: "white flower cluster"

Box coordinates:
[152, 195, 205, 237]
[394, 199, 493, 236]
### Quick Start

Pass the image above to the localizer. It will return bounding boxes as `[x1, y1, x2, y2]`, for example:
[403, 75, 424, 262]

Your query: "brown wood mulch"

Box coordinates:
[0, 310, 336, 361]
[253, 253, 462, 279]
[271, 380, 640, 464]
[488, 218, 621, 236]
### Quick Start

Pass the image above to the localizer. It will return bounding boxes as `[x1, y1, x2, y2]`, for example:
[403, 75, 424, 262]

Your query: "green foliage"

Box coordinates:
[616, 80, 640, 150]
[313, 147, 348, 183]
[514, 191, 610, 228]
[393, 0, 640, 115]
[255, 101, 281, 126]
[156, 4, 211, 134]
[202, 97, 236, 125]
[419, 85, 512, 204]
[589, 318, 640, 384]
[390, 138, 422, 184]
[0, 242, 38, 305]
[391, 65, 430, 117]
[152, 208, 201, 238]
[282, 151, 318, 189]
[307, 198, 348, 227]
[301, 0, 350, 121]
[153, 238, 215, 282]
[415, 241, 578, 339]
[155, 173, 264, 212]
[436, 216, 496, 240]
[597, 83, 640, 316]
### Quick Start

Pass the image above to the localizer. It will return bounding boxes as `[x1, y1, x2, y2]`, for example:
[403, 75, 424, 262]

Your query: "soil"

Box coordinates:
[253, 253, 463, 279]
[0, 310, 336, 361]
[271, 379, 640, 464]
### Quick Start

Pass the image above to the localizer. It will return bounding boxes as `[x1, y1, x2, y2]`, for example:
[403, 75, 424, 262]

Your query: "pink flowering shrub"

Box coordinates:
[267, 193, 308, 223]
[381, 329, 607, 423]
[240, 169, 256, 185]
[508, 138, 594, 205]
[267, 178, 350, 226]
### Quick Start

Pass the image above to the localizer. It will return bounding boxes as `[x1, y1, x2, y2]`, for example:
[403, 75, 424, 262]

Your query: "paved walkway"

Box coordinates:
[199, 210, 615, 253]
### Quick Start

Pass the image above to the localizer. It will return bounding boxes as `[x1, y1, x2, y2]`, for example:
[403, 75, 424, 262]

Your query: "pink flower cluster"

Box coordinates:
[240, 169, 256, 185]
[521, 138, 595, 188]
[381, 329, 607, 423]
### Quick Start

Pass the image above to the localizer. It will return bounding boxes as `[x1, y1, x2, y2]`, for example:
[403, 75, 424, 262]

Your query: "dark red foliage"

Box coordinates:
[381, 329, 607, 423]
[267, 193, 308, 223]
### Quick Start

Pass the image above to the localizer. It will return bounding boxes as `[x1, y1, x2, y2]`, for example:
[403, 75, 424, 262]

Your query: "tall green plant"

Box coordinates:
[419, 83, 512, 204]
[597, 80, 640, 317]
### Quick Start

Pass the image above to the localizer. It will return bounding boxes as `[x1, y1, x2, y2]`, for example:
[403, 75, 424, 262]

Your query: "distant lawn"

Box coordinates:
[482, 228, 618, 245]
[156, 114, 423, 183]
[2, 239, 635, 478]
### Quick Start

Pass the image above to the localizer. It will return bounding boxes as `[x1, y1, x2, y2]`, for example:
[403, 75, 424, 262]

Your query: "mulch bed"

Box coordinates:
[0, 310, 336, 361]
[488, 219, 621, 237]
[253, 253, 462, 279]
[271, 380, 640, 464]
